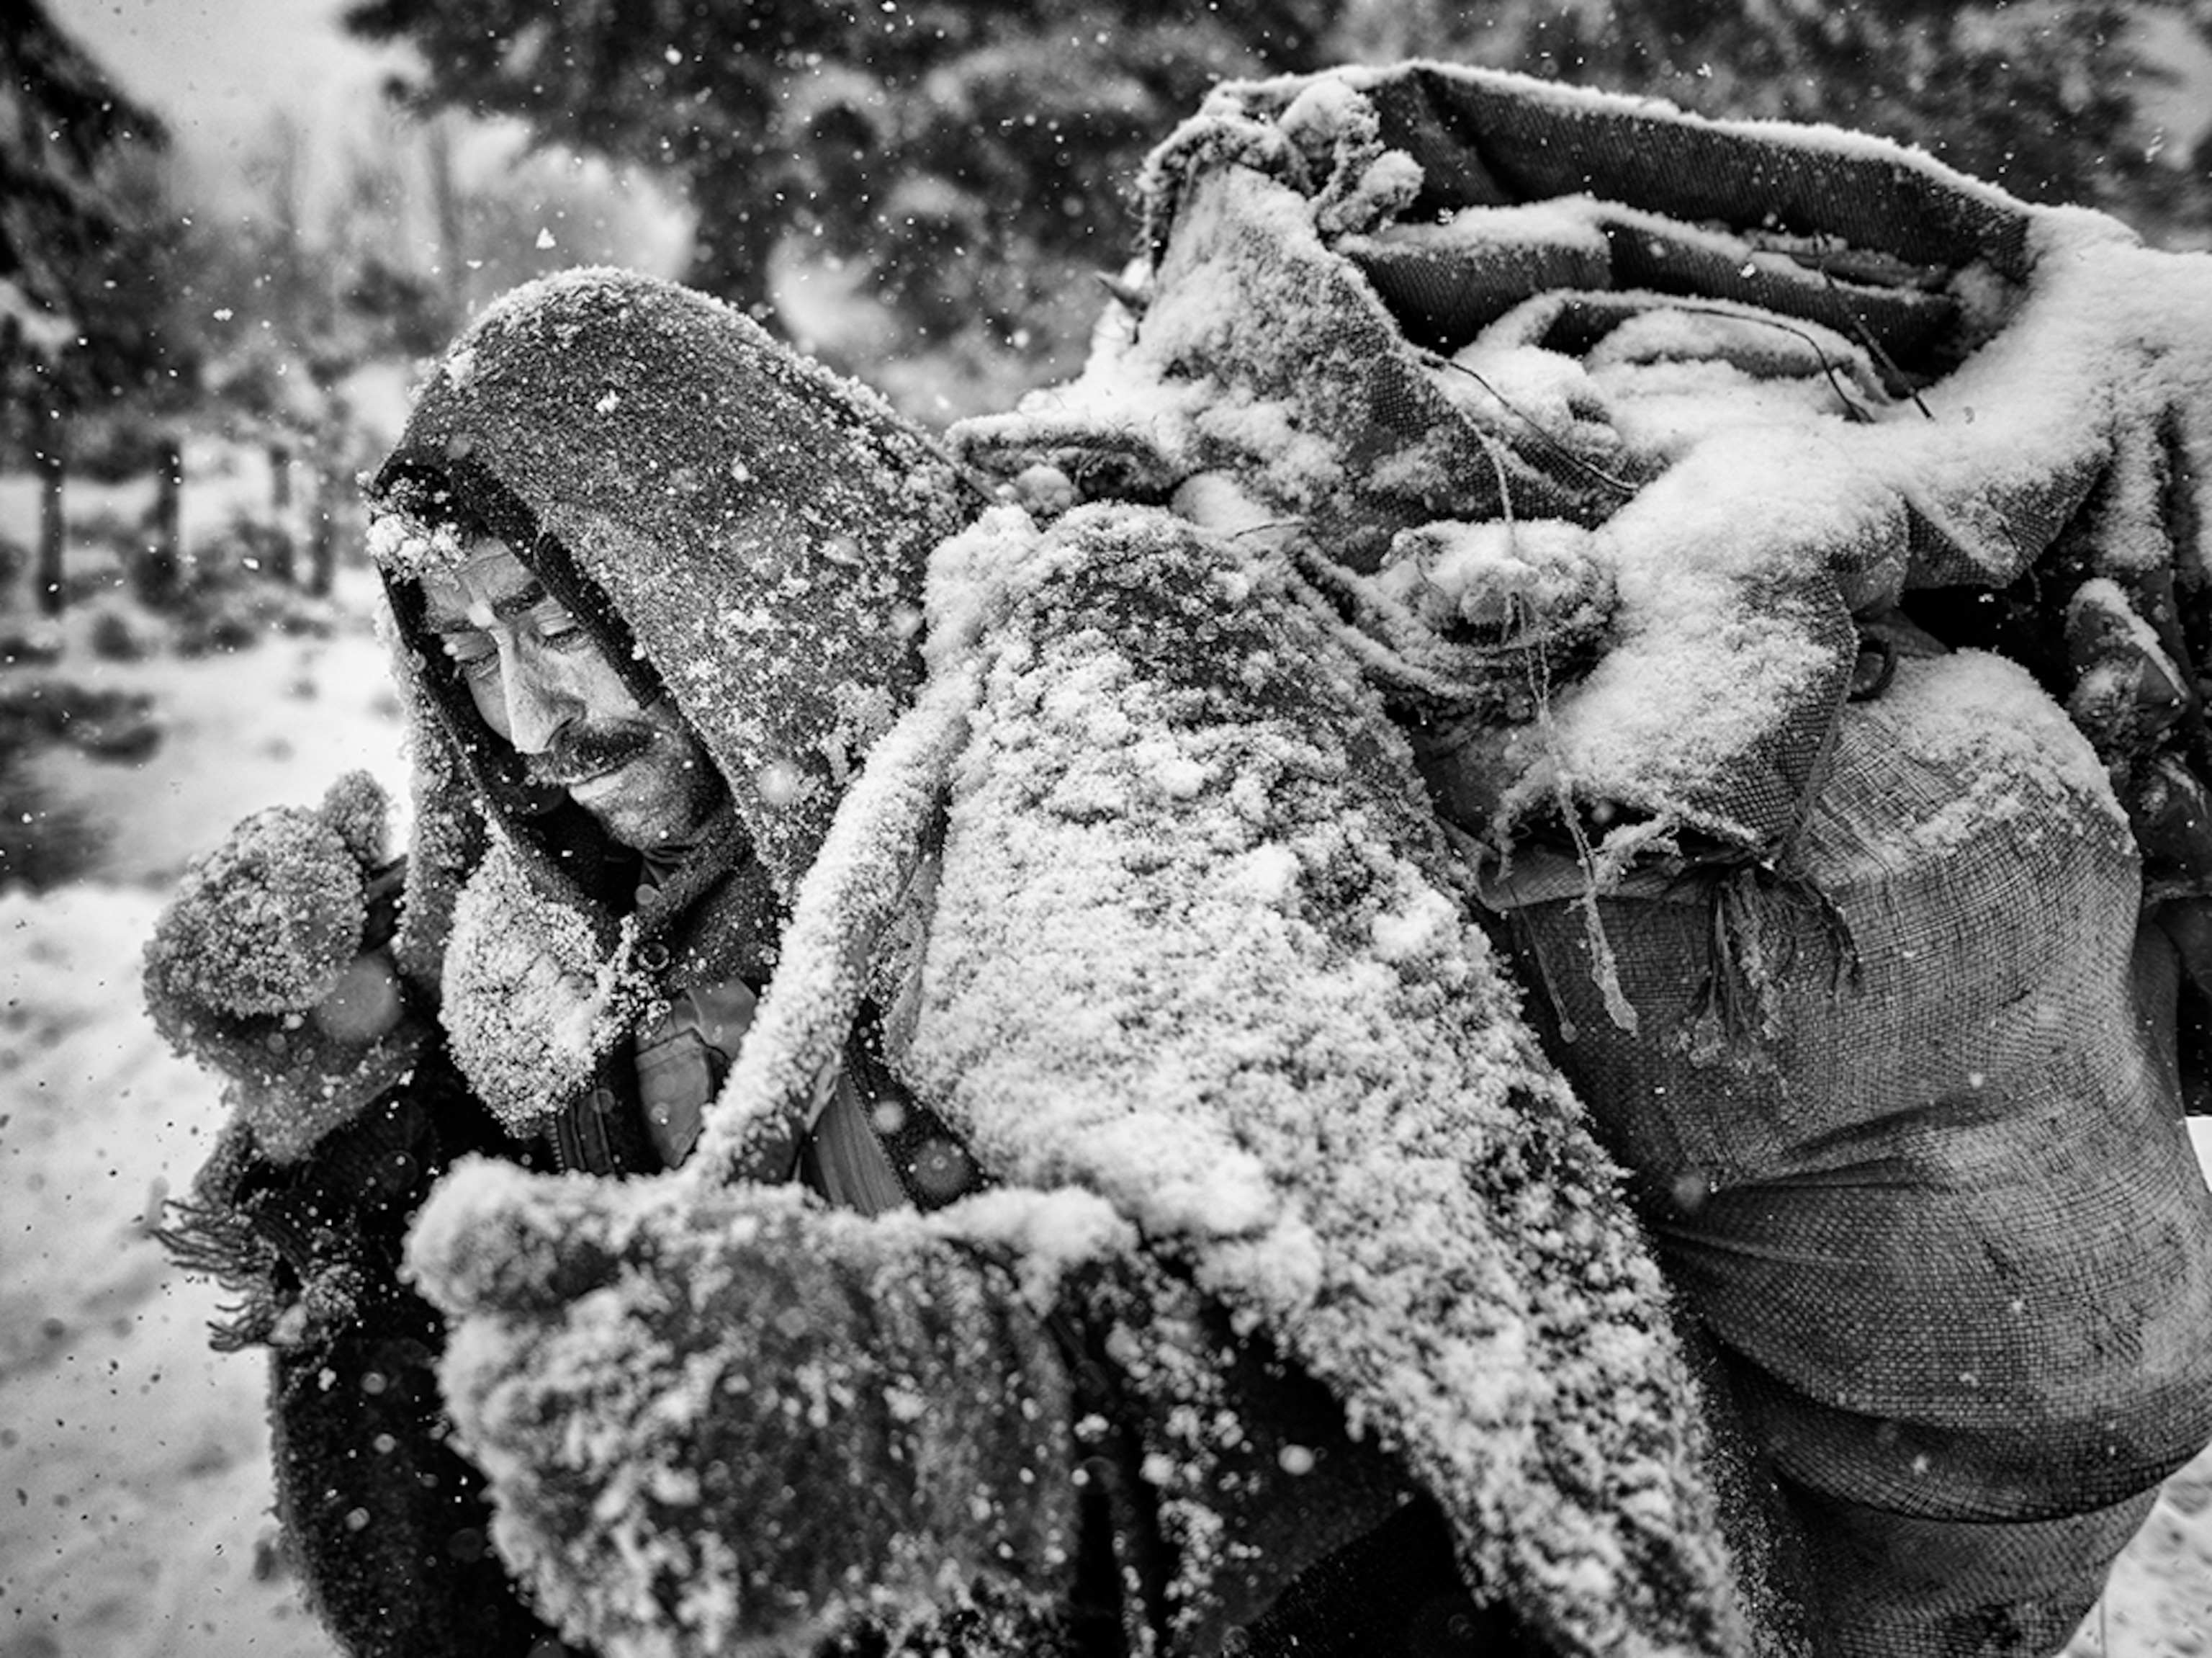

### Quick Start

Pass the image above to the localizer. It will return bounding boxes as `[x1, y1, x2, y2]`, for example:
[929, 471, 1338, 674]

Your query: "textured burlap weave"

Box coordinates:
[1507, 651, 2212, 1515]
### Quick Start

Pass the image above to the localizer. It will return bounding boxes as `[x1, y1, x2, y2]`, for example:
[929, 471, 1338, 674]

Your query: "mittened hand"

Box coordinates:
[145, 771, 430, 1161]
[405, 1165, 1079, 1658]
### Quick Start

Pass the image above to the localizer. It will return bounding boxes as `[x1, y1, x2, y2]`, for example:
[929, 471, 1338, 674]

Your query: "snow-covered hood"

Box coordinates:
[364, 268, 982, 912]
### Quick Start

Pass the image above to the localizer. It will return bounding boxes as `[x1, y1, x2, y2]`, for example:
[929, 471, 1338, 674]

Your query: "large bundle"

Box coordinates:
[406, 499, 1766, 1658]
[957, 61, 2212, 1656]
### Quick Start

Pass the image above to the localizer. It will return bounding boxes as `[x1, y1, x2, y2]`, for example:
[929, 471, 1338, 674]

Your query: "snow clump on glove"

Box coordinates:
[145, 771, 428, 1161]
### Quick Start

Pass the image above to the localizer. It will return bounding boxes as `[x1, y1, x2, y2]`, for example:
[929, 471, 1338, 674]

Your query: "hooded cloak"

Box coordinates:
[362, 267, 984, 1145]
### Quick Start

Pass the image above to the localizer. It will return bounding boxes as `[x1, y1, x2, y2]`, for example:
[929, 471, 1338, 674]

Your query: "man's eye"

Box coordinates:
[529, 602, 590, 649]
[443, 639, 500, 680]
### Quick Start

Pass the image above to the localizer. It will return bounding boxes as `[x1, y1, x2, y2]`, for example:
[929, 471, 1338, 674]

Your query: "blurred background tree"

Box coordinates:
[2, 0, 185, 611]
[10, 0, 2212, 487]
[341, 0, 1339, 400]
[189, 107, 462, 595]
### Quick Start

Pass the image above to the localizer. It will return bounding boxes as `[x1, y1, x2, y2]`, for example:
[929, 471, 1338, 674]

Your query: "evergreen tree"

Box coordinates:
[1, 0, 168, 380]
[1, 0, 177, 611]
[341, 0, 1336, 354]
[341, 1, 2206, 396]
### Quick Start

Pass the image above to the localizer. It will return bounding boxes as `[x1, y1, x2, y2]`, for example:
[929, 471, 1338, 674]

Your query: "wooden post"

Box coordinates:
[308, 457, 338, 597]
[268, 438, 297, 584]
[35, 403, 65, 617]
[138, 433, 184, 606]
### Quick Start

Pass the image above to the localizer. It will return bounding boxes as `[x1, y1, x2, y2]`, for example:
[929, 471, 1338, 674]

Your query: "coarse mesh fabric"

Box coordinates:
[1507, 653, 2212, 1526]
[1776, 1482, 2159, 1658]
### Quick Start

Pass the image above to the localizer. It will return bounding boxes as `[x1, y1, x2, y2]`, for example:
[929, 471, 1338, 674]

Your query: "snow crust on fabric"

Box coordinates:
[143, 771, 430, 1162]
[440, 835, 650, 1137]
[411, 1171, 1082, 1657]
[902, 502, 1748, 1658]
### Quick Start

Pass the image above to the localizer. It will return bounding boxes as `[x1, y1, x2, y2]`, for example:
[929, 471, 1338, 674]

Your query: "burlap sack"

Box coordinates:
[1489, 649, 2212, 1654]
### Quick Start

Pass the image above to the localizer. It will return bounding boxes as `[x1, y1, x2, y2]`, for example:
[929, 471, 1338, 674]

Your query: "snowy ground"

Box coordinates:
[4, 536, 2212, 1656]
[2, 563, 402, 1658]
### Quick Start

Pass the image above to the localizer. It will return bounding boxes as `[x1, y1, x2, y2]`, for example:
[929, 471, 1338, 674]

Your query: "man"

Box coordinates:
[148, 266, 993, 1653]
[392, 524, 921, 1195]
[150, 269, 1686, 1657]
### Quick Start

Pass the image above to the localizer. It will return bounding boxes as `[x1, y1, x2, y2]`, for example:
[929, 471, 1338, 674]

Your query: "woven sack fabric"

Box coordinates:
[1778, 1481, 2159, 1658]
[1493, 651, 2212, 1654]
[1503, 651, 2212, 1513]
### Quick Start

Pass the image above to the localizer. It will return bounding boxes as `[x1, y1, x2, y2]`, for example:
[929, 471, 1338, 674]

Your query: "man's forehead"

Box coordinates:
[420, 537, 542, 625]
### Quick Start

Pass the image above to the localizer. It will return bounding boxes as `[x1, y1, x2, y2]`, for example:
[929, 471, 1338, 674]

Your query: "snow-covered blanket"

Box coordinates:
[899, 502, 1746, 1652]
[408, 498, 1758, 1657]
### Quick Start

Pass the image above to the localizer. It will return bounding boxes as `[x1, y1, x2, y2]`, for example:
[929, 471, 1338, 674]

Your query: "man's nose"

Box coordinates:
[501, 650, 576, 753]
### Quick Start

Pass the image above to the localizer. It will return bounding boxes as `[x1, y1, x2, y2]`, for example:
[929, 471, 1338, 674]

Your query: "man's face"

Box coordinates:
[419, 538, 725, 851]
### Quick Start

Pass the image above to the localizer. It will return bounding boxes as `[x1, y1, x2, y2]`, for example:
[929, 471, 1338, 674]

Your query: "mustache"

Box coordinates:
[522, 720, 661, 789]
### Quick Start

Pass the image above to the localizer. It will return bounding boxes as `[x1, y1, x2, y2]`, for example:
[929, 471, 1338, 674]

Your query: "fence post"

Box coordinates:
[309, 458, 338, 597]
[268, 437, 297, 585]
[138, 433, 184, 606]
[35, 403, 65, 617]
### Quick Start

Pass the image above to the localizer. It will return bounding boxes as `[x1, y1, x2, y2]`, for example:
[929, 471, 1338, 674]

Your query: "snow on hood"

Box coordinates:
[363, 267, 985, 915]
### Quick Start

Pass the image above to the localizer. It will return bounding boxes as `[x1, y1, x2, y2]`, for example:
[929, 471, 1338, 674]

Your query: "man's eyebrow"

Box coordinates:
[425, 579, 552, 632]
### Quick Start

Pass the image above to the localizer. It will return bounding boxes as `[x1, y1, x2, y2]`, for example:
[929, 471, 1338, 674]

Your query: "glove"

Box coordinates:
[405, 1167, 1082, 1658]
[144, 769, 431, 1161]
[408, 1160, 1444, 1657]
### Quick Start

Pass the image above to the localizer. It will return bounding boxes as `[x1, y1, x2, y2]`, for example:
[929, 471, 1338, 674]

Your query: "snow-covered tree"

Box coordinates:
[340, 0, 1336, 356]
[339, 0, 2210, 395]
[1, 0, 176, 612]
